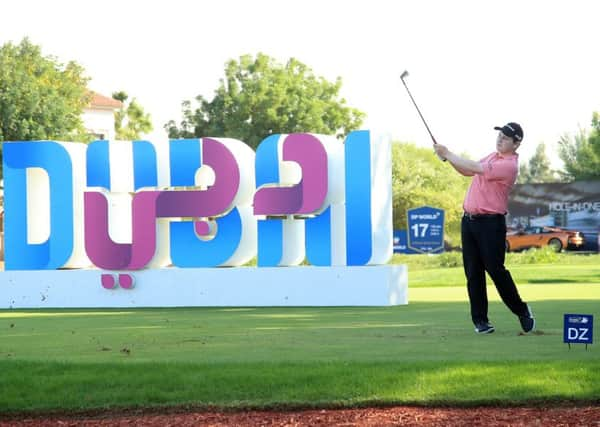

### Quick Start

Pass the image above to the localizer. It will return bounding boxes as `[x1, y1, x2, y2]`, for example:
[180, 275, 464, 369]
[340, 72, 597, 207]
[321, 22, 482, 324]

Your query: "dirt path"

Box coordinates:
[2, 406, 600, 426]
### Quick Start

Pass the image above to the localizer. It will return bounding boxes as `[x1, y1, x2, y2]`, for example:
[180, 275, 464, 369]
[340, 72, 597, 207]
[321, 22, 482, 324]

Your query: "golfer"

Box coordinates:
[433, 122, 535, 334]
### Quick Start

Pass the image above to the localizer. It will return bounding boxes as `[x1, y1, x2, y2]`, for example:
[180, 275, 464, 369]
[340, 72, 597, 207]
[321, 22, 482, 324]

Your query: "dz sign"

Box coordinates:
[563, 314, 593, 345]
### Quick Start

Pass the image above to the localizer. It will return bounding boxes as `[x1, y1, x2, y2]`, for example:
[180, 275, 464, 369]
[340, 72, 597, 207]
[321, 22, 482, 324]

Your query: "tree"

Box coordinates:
[557, 113, 600, 181]
[518, 162, 532, 183]
[112, 91, 153, 140]
[392, 142, 471, 248]
[0, 38, 90, 143]
[165, 53, 365, 148]
[517, 142, 557, 183]
[589, 111, 600, 159]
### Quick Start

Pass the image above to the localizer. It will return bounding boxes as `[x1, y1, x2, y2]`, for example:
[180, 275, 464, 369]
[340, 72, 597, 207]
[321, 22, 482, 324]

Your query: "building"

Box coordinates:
[81, 91, 123, 140]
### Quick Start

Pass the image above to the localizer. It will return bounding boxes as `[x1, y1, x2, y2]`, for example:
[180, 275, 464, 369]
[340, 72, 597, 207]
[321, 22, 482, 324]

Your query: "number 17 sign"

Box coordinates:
[406, 206, 445, 254]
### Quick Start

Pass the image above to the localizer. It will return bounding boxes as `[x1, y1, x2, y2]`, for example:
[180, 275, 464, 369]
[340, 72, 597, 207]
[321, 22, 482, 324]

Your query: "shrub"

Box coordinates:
[436, 251, 463, 268]
[506, 246, 561, 265]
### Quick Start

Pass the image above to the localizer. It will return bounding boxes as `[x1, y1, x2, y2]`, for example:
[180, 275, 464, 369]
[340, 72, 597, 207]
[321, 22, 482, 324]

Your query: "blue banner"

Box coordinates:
[393, 230, 417, 254]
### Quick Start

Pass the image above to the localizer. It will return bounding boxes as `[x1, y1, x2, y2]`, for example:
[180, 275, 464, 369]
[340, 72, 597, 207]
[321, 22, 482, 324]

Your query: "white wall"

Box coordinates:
[82, 108, 116, 140]
[0, 265, 408, 308]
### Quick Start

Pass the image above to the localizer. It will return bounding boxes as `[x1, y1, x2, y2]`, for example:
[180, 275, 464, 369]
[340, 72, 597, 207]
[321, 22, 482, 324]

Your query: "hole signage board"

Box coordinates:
[406, 206, 444, 254]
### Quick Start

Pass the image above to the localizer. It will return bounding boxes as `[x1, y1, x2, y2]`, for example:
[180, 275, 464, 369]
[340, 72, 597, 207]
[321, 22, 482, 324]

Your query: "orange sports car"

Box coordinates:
[505, 226, 585, 252]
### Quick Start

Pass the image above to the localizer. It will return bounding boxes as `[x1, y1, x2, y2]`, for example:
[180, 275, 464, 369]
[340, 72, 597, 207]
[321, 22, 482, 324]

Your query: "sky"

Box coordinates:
[2, 0, 600, 166]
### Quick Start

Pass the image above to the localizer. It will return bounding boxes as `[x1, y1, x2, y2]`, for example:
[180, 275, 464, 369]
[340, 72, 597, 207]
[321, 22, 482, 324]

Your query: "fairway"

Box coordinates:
[1, 283, 599, 413]
[407, 264, 600, 288]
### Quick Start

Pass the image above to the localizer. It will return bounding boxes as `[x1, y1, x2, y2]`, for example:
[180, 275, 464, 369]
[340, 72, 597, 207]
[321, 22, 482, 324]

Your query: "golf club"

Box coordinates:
[400, 70, 446, 161]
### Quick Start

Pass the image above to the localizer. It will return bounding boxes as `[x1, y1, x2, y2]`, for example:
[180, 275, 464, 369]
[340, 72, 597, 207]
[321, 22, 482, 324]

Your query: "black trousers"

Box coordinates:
[461, 214, 528, 324]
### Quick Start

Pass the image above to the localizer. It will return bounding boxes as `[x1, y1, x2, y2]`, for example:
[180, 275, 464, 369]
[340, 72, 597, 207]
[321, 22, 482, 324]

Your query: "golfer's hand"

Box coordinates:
[433, 143, 449, 159]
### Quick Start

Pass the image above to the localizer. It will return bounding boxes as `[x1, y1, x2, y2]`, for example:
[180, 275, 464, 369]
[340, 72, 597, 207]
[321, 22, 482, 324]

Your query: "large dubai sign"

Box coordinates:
[1, 131, 407, 308]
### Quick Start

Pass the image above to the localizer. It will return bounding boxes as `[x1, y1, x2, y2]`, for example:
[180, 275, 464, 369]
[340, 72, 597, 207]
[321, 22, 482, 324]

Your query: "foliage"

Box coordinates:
[164, 53, 365, 149]
[392, 142, 470, 247]
[434, 250, 463, 268]
[517, 142, 559, 183]
[112, 91, 153, 140]
[557, 113, 600, 180]
[0, 38, 90, 144]
[505, 245, 560, 264]
[589, 111, 600, 159]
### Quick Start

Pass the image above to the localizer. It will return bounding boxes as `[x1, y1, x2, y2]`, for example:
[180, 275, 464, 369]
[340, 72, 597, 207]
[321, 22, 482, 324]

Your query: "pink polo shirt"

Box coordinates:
[463, 152, 519, 215]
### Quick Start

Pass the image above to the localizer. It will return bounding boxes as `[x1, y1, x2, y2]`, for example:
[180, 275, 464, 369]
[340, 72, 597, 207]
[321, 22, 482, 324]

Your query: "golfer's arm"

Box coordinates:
[444, 152, 484, 175]
[449, 162, 475, 176]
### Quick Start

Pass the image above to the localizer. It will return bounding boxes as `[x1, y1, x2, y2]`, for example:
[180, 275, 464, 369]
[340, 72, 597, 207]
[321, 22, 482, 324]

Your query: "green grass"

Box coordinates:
[394, 250, 600, 287]
[1, 282, 599, 413]
[409, 264, 600, 287]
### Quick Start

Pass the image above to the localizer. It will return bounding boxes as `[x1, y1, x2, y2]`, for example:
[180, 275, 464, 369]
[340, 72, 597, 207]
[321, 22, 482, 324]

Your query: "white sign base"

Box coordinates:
[0, 265, 407, 308]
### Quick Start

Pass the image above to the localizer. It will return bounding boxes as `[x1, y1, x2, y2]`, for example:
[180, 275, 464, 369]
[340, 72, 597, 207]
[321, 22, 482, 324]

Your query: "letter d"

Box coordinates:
[3, 141, 74, 270]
